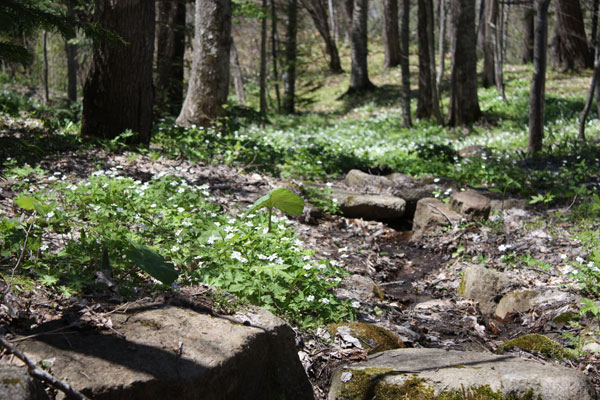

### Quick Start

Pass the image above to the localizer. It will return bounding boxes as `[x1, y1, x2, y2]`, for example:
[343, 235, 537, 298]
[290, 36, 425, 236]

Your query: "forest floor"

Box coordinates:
[2, 117, 600, 398]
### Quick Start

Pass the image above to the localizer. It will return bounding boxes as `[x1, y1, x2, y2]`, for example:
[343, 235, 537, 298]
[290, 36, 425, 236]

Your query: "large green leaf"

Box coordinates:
[245, 188, 304, 217]
[15, 195, 38, 210]
[126, 242, 179, 285]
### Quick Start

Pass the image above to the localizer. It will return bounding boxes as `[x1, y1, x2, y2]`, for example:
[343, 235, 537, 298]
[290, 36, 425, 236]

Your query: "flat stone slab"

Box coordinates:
[329, 348, 597, 400]
[332, 190, 406, 220]
[9, 303, 314, 400]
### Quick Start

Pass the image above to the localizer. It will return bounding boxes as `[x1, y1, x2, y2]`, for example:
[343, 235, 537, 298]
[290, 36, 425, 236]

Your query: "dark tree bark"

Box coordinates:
[82, 0, 155, 143]
[155, 0, 186, 117]
[383, 0, 401, 68]
[42, 31, 49, 104]
[230, 39, 246, 106]
[176, 0, 232, 128]
[341, 0, 353, 44]
[482, 0, 498, 88]
[579, 50, 600, 141]
[400, 0, 411, 127]
[528, 0, 551, 153]
[521, 0, 534, 63]
[301, 0, 343, 73]
[347, 0, 375, 92]
[476, 0, 486, 51]
[271, 0, 281, 112]
[551, 0, 592, 71]
[283, 0, 298, 114]
[437, 0, 448, 89]
[426, 0, 442, 123]
[64, 3, 77, 103]
[448, 0, 481, 126]
[416, 0, 433, 118]
[259, 0, 268, 117]
[592, 0, 599, 49]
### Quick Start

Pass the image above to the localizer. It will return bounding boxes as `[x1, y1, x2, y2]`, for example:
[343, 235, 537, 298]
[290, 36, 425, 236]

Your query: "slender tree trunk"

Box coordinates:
[416, 0, 432, 118]
[528, 0, 551, 153]
[82, 0, 155, 143]
[155, 0, 186, 117]
[426, 0, 443, 123]
[342, 0, 353, 44]
[230, 39, 246, 106]
[494, 0, 507, 101]
[482, 0, 497, 88]
[592, 0, 599, 48]
[301, 0, 343, 73]
[400, 0, 411, 127]
[437, 0, 447, 89]
[384, 0, 401, 68]
[64, 4, 77, 103]
[283, 0, 298, 114]
[579, 51, 600, 141]
[551, 0, 592, 71]
[176, 0, 232, 128]
[448, 0, 481, 126]
[347, 0, 375, 93]
[42, 32, 49, 104]
[259, 0, 268, 118]
[271, 0, 281, 112]
[476, 0, 486, 51]
[328, 0, 336, 45]
[522, 0, 534, 63]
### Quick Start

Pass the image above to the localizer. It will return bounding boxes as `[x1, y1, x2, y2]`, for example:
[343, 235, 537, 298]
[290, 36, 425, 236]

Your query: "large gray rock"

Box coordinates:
[328, 348, 597, 400]
[344, 169, 393, 188]
[10, 303, 314, 400]
[412, 198, 461, 239]
[449, 190, 491, 220]
[495, 289, 577, 322]
[332, 190, 406, 220]
[458, 263, 514, 315]
[0, 362, 49, 400]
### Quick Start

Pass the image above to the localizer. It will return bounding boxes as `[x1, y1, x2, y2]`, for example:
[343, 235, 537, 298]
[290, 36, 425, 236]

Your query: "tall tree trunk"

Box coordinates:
[64, 3, 77, 103]
[579, 49, 600, 141]
[271, 0, 281, 112]
[176, 0, 232, 128]
[592, 0, 599, 49]
[283, 0, 298, 114]
[448, 0, 481, 126]
[230, 39, 246, 106]
[301, 0, 343, 73]
[342, 0, 353, 44]
[476, 0, 486, 51]
[551, 0, 592, 71]
[521, 0, 534, 63]
[528, 0, 551, 153]
[482, 0, 497, 88]
[400, 0, 411, 127]
[347, 0, 375, 93]
[82, 0, 155, 143]
[426, 0, 442, 123]
[42, 31, 49, 104]
[416, 0, 432, 118]
[494, 0, 507, 101]
[155, 0, 186, 117]
[383, 0, 401, 68]
[260, 0, 268, 117]
[437, 0, 447, 89]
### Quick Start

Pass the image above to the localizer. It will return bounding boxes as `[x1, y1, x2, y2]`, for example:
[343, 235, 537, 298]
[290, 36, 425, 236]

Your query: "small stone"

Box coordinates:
[449, 190, 491, 220]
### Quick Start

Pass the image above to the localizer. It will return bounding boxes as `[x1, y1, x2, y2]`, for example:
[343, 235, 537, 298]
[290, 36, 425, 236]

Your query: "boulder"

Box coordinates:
[328, 322, 404, 354]
[344, 170, 393, 189]
[458, 263, 514, 316]
[9, 303, 314, 400]
[335, 274, 383, 302]
[332, 190, 406, 220]
[411, 198, 461, 239]
[449, 190, 491, 220]
[328, 348, 597, 400]
[0, 362, 49, 400]
[494, 290, 539, 321]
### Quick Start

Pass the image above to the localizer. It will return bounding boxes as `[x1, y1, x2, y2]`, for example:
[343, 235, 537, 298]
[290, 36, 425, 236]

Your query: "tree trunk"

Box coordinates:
[347, 0, 375, 93]
[592, 0, 599, 49]
[301, 0, 343, 73]
[528, 0, 551, 153]
[476, 0, 486, 51]
[230, 39, 246, 106]
[416, 0, 432, 118]
[521, 0, 534, 63]
[493, 0, 507, 101]
[271, 0, 281, 112]
[259, 0, 268, 117]
[283, 0, 298, 114]
[82, 0, 155, 143]
[448, 0, 481, 126]
[176, 0, 232, 128]
[155, 0, 186, 117]
[437, 0, 447, 89]
[42, 31, 49, 104]
[342, 0, 353, 44]
[383, 0, 401, 68]
[482, 0, 497, 88]
[551, 0, 592, 71]
[64, 3, 77, 103]
[426, 0, 442, 123]
[400, 0, 411, 127]
[579, 50, 600, 141]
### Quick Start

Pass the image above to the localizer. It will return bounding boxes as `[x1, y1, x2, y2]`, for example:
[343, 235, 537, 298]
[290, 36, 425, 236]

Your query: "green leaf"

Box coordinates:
[15, 195, 38, 210]
[245, 188, 304, 217]
[244, 192, 272, 216]
[126, 242, 179, 285]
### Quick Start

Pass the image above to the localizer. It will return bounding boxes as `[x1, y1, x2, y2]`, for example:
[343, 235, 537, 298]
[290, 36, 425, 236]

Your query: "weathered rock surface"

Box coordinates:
[332, 190, 406, 220]
[490, 198, 528, 212]
[344, 169, 393, 188]
[10, 303, 314, 400]
[411, 197, 461, 239]
[335, 274, 382, 302]
[328, 322, 404, 354]
[458, 263, 514, 315]
[0, 362, 49, 400]
[449, 190, 491, 220]
[495, 289, 577, 322]
[328, 348, 597, 400]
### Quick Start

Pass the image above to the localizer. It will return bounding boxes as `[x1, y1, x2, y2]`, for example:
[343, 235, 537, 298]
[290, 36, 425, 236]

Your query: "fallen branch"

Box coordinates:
[424, 202, 458, 227]
[0, 335, 90, 400]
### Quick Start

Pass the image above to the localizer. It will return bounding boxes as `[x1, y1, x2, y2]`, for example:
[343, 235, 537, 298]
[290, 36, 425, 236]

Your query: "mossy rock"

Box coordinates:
[553, 311, 579, 325]
[328, 322, 404, 354]
[496, 334, 576, 361]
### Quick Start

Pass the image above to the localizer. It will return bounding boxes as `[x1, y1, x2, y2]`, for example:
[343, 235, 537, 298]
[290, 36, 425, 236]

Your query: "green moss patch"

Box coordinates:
[496, 333, 576, 360]
[328, 322, 404, 354]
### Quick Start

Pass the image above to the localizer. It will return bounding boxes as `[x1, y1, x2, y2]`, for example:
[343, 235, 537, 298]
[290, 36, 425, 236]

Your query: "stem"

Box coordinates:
[268, 207, 272, 233]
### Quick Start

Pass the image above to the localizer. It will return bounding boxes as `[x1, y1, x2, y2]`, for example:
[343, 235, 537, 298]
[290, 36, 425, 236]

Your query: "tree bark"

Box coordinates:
[521, 0, 534, 63]
[482, 0, 497, 88]
[347, 0, 375, 92]
[579, 50, 600, 141]
[42, 31, 49, 104]
[448, 0, 481, 126]
[230, 39, 246, 106]
[426, 0, 442, 123]
[64, 3, 77, 103]
[528, 0, 551, 153]
[259, 0, 268, 117]
[155, 0, 186, 117]
[437, 0, 447, 89]
[400, 0, 411, 127]
[341, 0, 353, 44]
[416, 0, 433, 118]
[551, 0, 592, 71]
[592, 0, 599, 49]
[176, 0, 232, 128]
[301, 0, 343, 73]
[283, 0, 298, 114]
[271, 0, 281, 112]
[494, 0, 507, 101]
[383, 0, 401, 68]
[82, 0, 155, 143]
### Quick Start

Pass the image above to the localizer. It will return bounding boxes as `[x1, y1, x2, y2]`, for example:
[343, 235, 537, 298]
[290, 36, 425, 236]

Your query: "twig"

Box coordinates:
[10, 321, 82, 343]
[424, 202, 458, 227]
[0, 335, 90, 400]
